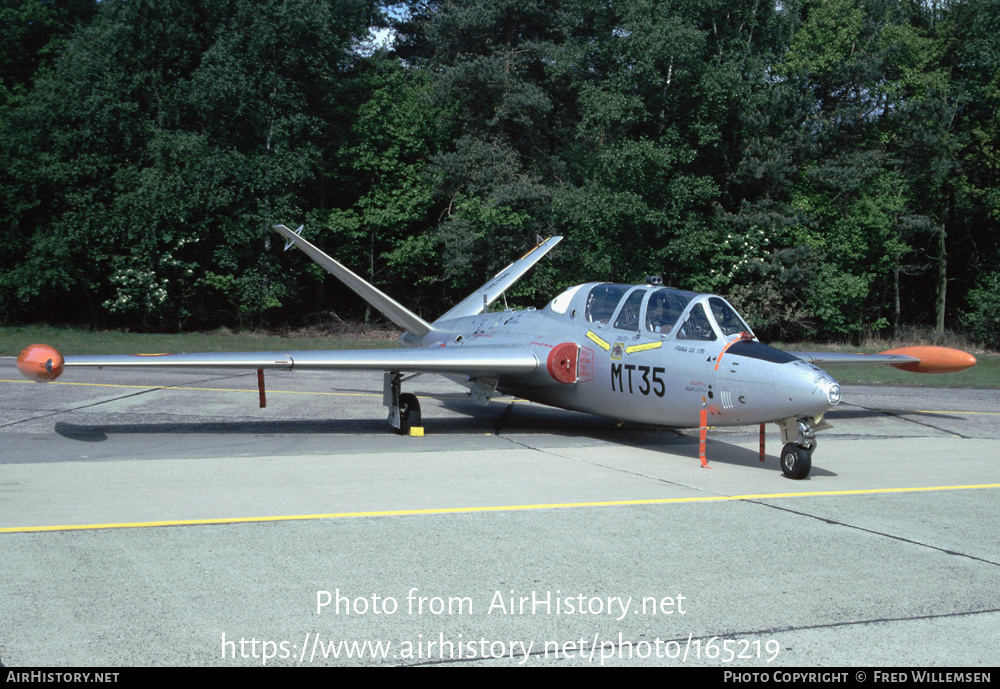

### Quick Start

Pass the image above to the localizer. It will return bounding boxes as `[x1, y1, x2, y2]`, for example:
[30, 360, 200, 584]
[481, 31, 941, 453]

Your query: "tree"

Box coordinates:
[0, 0, 99, 112]
[394, 0, 571, 302]
[309, 55, 448, 319]
[0, 0, 377, 328]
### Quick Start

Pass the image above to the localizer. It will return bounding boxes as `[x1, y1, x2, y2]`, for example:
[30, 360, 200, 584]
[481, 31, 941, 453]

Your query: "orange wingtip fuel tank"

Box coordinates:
[17, 344, 65, 382]
[880, 346, 976, 374]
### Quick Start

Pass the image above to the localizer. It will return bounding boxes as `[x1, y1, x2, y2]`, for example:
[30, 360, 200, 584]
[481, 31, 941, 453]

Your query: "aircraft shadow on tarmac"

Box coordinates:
[52, 395, 834, 476]
[436, 396, 837, 475]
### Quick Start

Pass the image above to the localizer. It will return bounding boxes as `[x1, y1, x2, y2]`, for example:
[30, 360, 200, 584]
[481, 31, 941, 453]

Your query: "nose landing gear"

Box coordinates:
[776, 416, 827, 479]
[779, 442, 812, 480]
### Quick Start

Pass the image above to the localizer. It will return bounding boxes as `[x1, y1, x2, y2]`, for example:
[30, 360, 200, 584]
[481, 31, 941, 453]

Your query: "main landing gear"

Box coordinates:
[384, 372, 422, 435]
[775, 416, 827, 480]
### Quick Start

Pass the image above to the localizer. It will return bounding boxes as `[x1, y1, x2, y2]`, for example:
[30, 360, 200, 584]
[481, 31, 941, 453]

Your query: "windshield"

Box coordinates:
[675, 303, 718, 341]
[708, 297, 753, 337]
[645, 288, 694, 334]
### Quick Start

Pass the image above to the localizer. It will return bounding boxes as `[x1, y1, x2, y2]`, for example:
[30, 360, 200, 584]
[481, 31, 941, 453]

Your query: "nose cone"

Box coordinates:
[713, 341, 842, 424]
[784, 360, 841, 415]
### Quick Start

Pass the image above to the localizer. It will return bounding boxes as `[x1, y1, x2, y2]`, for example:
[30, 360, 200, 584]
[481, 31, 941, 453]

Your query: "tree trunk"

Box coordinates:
[935, 222, 946, 335]
[893, 257, 900, 337]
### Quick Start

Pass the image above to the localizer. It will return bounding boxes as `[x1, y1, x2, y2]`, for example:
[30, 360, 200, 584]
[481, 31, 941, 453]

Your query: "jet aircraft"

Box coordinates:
[18, 225, 977, 479]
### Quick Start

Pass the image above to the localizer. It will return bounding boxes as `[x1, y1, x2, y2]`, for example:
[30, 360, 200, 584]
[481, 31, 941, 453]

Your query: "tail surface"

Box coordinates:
[273, 224, 434, 336]
[434, 236, 562, 323]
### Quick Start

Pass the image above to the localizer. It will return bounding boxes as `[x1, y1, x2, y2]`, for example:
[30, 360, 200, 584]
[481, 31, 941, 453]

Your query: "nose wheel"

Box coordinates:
[779, 442, 812, 480]
[776, 416, 823, 479]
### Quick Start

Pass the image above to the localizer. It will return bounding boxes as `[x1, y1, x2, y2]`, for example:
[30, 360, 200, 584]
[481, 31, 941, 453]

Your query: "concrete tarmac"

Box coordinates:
[1, 360, 998, 667]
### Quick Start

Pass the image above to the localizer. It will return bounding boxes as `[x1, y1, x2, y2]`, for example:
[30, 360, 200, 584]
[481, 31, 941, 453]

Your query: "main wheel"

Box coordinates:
[780, 442, 812, 480]
[398, 392, 421, 434]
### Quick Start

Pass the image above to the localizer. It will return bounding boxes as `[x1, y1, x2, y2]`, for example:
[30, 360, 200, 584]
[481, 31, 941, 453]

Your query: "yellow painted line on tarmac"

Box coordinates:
[2, 379, 478, 403]
[3, 377, 373, 396]
[913, 410, 1000, 415]
[4, 483, 998, 534]
[2, 378, 400, 399]
[828, 406, 1000, 416]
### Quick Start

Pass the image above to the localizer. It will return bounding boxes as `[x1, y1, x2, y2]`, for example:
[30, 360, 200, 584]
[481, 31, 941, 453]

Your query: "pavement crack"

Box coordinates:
[1, 371, 264, 431]
[405, 606, 1000, 666]
[745, 499, 1000, 567]
[494, 431, 705, 492]
[486, 427, 1000, 569]
[0, 387, 164, 430]
[843, 402, 973, 439]
[495, 432, 577, 462]
[744, 605, 1000, 638]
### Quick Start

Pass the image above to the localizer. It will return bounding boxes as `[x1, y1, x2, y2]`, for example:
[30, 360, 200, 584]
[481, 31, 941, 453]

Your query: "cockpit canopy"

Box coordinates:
[546, 282, 753, 342]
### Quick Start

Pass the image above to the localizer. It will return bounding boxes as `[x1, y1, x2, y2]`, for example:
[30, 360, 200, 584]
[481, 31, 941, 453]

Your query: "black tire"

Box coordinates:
[398, 392, 421, 434]
[780, 442, 812, 480]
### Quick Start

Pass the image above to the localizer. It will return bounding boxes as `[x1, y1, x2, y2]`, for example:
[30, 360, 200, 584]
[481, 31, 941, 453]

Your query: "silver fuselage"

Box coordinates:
[414, 284, 840, 429]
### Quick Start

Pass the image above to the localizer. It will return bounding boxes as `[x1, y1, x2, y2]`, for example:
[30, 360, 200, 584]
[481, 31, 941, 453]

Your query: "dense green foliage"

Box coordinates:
[2, 0, 998, 343]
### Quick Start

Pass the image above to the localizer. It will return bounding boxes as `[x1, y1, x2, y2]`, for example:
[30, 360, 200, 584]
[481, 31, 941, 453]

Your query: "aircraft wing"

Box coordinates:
[17, 344, 539, 383]
[788, 345, 976, 374]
